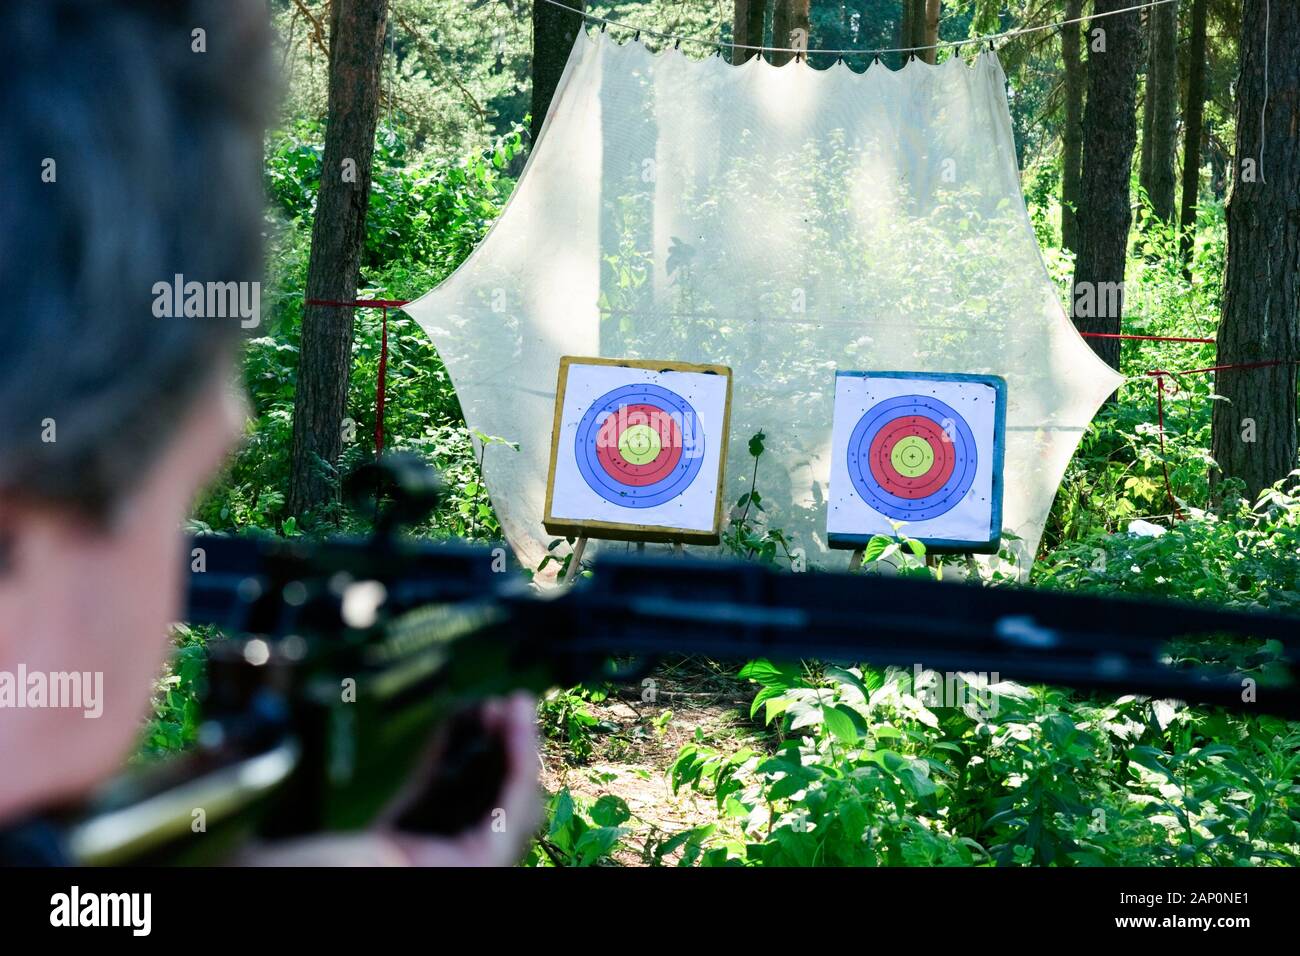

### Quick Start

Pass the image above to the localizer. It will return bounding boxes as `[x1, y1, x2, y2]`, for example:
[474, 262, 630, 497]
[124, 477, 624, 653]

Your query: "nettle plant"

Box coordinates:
[670, 657, 1300, 867]
[670, 660, 995, 866]
[723, 431, 802, 569]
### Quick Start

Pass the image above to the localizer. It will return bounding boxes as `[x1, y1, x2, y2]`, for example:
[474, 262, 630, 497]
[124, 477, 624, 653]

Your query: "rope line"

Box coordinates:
[1081, 332, 1215, 344]
[310, 301, 1292, 524]
[1152, 375, 1183, 519]
[536, 0, 1178, 57]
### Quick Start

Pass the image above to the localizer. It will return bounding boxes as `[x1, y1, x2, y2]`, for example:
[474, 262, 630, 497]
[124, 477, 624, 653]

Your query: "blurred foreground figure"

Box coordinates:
[0, 0, 538, 865]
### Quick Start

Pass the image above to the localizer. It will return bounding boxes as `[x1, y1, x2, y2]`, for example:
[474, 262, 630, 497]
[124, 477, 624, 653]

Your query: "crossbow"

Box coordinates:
[52, 456, 1300, 865]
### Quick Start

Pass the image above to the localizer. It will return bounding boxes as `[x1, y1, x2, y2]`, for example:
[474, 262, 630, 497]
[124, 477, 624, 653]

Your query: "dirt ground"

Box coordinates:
[538, 658, 769, 866]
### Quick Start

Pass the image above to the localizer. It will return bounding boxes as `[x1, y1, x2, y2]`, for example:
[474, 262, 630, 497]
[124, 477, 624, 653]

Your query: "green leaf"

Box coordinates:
[1128, 746, 1174, 781]
[591, 795, 632, 827]
[822, 704, 861, 745]
[825, 665, 870, 700]
[862, 534, 893, 563]
[548, 788, 575, 840]
[738, 659, 799, 689]
[575, 826, 626, 865]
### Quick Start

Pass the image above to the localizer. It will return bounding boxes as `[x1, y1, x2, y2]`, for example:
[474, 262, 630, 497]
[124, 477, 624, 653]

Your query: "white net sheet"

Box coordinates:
[405, 30, 1123, 575]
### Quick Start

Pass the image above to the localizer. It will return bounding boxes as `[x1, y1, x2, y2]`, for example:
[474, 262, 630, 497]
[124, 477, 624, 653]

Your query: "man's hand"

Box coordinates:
[237, 693, 542, 867]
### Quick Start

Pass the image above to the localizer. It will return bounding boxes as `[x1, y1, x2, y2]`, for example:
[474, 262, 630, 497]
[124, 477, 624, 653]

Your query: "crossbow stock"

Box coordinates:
[54, 456, 1300, 865]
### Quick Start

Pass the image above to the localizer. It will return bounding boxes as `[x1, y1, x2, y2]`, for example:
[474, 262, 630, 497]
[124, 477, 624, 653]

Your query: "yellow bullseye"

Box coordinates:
[890, 435, 934, 478]
[618, 423, 661, 465]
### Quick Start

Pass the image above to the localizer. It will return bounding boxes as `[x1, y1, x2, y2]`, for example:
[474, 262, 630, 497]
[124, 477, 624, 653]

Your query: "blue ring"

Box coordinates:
[846, 394, 977, 521]
[575, 383, 705, 508]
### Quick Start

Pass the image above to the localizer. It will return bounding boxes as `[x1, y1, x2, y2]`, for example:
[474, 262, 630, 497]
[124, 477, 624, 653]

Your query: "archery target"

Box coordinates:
[545, 358, 732, 541]
[828, 372, 1006, 552]
[576, 384, 704, 508]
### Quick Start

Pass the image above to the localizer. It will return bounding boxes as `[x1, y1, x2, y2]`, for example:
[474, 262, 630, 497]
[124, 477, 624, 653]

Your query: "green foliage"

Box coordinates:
[152, 7, 1295, 869]
[722, 431, 802, 568]
[1036, 481, 1300, 613]
[526, 788, 630, 867]
[538, 685, 609, 764]
[1044, 194, 1227, 549]
[671, 656, 1299, 867]
[137, 624, 210, 760]
[196, 122, 524, 539]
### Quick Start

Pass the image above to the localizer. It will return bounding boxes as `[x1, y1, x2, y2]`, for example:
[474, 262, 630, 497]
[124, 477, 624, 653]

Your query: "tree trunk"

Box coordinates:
[287, 0, 389, 517]
[908, 0, 927, 57]
[1146, 0, 1179, 223]
[771, 0, 810, 66]
[921, 0, 940, 65]
[530, 0, 585, 144]
[733, 0, 768, 64]
[1210, 0, 1300, 500]
[1072, 0, 1141, 372]
[1178, 0, 1208, 270]
[1139, 12, 1154, 207]
[900, 0, 912, 65]
[1061, 0, 1085, 253]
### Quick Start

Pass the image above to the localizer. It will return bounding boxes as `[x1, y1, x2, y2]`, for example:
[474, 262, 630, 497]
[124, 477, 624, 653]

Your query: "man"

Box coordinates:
[0, 0, 539, 864]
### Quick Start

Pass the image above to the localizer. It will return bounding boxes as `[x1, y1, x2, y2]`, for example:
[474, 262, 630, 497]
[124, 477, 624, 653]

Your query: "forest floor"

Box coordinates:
[538, 659, 768, 866]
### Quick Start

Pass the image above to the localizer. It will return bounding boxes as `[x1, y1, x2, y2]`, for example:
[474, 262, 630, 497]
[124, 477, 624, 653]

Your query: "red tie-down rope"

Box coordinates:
[1145, 359, 1299, 519]
[305, 298, 411, 457]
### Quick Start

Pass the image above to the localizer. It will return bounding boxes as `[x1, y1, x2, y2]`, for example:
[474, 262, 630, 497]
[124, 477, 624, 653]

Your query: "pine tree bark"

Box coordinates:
[1061, 0, 1085, 252]
[1210, 0, 1300, 499]
[1072, 0, 1141, 372]
[733, 0, 768, 64]
[1146, 0, 1179, 223]
[921, 0, 940, 65]
[286, 0, 389, 517]
[1178, 0, 1208, 269]
[1139, 12, 1154, 206]
[908, 0, 927, 57]
[771, 0, 810, 67]
[898, 0, 913, 69]
[530, 0, 585, 144]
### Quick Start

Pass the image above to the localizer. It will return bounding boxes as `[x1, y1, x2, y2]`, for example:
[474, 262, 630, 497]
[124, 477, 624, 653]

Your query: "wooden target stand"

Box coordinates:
[560, 538, 685, 583]
[542, 357, 733, 584]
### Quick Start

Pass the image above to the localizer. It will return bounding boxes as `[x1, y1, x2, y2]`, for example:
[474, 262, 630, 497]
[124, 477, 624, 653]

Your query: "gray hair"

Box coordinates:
[0, 0, 273, 521]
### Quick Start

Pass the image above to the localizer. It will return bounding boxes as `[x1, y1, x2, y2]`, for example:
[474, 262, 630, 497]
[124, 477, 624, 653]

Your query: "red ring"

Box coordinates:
[868, 416, 955, 499]
[871, 417, 953, 499]
[594, 403, 684, 487]
[881, 419, 954, 498]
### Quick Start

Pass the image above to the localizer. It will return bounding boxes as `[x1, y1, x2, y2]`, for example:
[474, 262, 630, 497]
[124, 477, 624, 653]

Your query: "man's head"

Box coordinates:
[0, 0, 272, 818]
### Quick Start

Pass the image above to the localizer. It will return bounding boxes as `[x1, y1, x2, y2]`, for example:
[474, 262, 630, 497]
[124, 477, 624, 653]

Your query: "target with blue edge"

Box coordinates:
[575, 383, 705, 508]
[828, 371, 1007, 554]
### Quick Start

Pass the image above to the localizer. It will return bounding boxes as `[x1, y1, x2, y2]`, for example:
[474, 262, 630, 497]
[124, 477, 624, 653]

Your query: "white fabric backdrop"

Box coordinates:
[404, 30, 1123, 575]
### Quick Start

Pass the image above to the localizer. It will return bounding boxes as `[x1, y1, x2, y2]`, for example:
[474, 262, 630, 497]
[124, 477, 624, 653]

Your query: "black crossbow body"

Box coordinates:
[41, 457, 1300, 865]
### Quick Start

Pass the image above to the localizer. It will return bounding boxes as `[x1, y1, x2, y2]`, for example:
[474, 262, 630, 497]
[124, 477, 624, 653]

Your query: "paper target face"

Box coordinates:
[847, 394, 977, 521]
[829, 372, 1005, 552]
[575, 383, 705, 508]
[545, 358, 732, 542]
